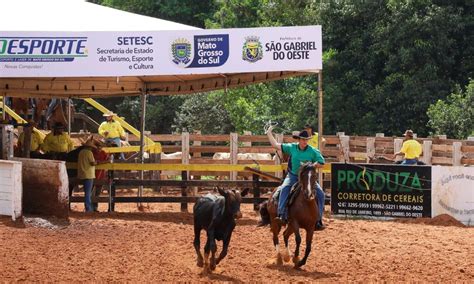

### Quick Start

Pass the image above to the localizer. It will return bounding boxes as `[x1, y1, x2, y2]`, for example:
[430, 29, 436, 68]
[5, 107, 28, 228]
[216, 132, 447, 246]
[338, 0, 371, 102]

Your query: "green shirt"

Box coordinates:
[281, 143, 325, 175]
[77, 148, 95, 179]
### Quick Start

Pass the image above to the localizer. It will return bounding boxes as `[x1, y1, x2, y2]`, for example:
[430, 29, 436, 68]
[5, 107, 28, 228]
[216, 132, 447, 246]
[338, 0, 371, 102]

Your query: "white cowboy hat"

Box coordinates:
[102, 111, 116, 117]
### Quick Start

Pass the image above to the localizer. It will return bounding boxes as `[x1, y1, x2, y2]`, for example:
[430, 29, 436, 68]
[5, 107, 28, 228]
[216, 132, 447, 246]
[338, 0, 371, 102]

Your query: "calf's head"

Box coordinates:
[218, 188, 249, 219]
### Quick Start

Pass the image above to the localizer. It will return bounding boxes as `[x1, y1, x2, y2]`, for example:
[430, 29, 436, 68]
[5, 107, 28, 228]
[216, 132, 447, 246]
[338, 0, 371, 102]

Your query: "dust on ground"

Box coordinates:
[0, 200, 472, 282]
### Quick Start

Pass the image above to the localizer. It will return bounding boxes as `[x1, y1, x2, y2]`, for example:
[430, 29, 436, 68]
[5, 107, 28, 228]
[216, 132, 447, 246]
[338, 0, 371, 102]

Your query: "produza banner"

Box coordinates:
[331, 163, 432, 218]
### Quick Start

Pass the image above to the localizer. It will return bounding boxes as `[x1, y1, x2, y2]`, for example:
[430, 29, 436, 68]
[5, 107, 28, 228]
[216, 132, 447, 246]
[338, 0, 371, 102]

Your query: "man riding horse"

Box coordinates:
[266, 125, 326, 230]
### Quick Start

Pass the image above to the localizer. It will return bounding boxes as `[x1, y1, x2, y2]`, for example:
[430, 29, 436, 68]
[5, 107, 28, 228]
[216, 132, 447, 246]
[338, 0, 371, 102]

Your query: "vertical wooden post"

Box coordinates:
[340, 135, 350, 162]
[192, 130, 201, 196]
[421, 140, 432, 165]
[138, 93, 147, 205]
[243, 131, 252, 147]
[252, 173, 260, 211]
[1, 125, 14, 160]
[150, 151, 161, 192]
[22, 125, 33, 158]
[67, 98, 72, 134]
[375, 133, 385, 137]
[317, 72, 324, 189]
[181, 132, 190, 171]
[453, 142, 462, 166]
[108, 167, 116, 212]
[181, 170, 188, 212]
[336, 132, 345, 137]
[181, 132, 190, 211]
[394, 138, 403, 162]
[366, 137, 375, 163]
[1, 95, 6, 121]
[275, 133, 283, 178]
[230, 132, 238, 180]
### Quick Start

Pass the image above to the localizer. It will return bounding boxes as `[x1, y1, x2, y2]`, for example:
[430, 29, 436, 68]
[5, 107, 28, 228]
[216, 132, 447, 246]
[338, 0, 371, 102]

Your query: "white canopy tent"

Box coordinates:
[0, 0, 316, 98]
[0, 0, 323, 145]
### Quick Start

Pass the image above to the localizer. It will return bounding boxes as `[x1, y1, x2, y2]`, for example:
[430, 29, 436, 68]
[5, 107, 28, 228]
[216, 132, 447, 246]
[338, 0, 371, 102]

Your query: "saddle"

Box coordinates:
[272, 182, 301, 209]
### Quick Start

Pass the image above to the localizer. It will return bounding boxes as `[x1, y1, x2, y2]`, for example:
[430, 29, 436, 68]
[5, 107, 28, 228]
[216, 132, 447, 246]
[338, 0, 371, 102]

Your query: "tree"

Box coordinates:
[172, 93, 234, 134]
[427, 79, 474, 139]
[89, 0, 216, 28]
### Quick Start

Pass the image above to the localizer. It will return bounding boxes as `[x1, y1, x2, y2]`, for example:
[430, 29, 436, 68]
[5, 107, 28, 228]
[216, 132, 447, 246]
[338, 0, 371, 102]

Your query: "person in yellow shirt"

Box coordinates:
[18, 120, 43, 157]
[304, 124, 325, 149]
[392, 129, 422, 165]
[77, 139, 98, 212]
[41, 122, 74, 159]
[98, 111, 126, 160]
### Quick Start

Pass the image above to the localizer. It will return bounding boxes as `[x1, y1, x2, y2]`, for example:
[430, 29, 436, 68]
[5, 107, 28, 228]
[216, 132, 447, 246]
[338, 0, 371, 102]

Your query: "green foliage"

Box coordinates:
[89, 0, 215, 28]
[172, 93, 233, 134]
[427, 79, 474, 139]
[86, 0, 473, 137]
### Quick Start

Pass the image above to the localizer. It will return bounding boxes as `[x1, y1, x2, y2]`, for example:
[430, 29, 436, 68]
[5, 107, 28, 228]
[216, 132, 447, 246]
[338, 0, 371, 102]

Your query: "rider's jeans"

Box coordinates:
[276, 172, 325, 223]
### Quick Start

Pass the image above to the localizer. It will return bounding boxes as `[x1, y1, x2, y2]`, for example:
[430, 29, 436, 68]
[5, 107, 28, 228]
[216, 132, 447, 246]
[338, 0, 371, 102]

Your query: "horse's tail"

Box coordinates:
[257, 200, 271, 227]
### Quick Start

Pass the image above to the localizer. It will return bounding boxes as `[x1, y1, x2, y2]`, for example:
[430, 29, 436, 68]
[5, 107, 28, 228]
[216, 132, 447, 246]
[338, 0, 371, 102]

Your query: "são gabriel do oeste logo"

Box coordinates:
[171, 38, 192, 66]
[0, 37, 88, 62]
[242, 36, 263, 63]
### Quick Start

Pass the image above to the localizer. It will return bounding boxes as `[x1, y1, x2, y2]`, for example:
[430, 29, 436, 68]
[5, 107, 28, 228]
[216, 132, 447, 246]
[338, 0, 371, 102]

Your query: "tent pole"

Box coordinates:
[2, 95, 5, 121]
[138, 91, 147, 205]
[317, 71, 323, 146]
[317, 71, 324, 196]
[67, 98, 71, 134]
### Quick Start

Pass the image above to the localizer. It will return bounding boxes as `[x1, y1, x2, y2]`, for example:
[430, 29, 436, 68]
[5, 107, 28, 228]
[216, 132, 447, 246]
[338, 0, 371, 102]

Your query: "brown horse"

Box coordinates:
[10, 98, 30, 119]
[260, 162, 319, 268]
[9, 98, 66, 129]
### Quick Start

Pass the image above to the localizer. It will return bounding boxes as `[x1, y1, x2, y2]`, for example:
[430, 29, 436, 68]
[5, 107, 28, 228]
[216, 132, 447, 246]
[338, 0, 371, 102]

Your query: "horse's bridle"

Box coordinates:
[299, 164, 316, 200]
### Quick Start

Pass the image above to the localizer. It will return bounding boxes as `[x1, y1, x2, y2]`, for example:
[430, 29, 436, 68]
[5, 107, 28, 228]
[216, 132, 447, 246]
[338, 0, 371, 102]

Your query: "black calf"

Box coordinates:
[193, 188, 249, 271]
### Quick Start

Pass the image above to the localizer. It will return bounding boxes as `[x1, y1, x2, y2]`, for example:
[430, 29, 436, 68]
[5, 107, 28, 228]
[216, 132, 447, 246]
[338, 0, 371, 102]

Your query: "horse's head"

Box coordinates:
[298, 162, 317, 200]
[218, 187, 249, 219]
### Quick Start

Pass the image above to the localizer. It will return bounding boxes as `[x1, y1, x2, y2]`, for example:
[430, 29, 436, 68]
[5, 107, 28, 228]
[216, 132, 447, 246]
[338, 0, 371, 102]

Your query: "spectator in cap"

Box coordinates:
[98, 111, 126, 160]
[41, 122, 74, 159]
[392, 129, 422, 165]
[266, 125, 326, 230]
[91, 139, 110, 212]
[77, 138, 98, 212]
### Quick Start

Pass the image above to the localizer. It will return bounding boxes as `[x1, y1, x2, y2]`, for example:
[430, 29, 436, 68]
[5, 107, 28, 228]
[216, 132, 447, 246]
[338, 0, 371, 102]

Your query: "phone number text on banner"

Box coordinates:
[331, 163, 432, 218]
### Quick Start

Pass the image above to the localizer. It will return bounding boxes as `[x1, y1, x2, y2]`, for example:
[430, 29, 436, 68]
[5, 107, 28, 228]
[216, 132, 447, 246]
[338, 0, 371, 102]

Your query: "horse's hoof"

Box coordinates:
[197, 260, 203, 267]
[296, 260, 306, 268]
[276, 253, 283, 265]
[210, 264, 216, 271]
[292, 256, 300, 265]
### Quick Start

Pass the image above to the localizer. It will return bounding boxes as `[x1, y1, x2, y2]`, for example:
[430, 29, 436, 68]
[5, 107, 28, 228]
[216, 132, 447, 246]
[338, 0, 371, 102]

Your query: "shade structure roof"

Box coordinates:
[0, 0, 316, 98]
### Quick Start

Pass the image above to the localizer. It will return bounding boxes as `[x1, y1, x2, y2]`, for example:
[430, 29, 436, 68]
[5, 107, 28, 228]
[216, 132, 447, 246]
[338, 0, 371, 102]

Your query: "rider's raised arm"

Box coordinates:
[266, 125, 282, 150]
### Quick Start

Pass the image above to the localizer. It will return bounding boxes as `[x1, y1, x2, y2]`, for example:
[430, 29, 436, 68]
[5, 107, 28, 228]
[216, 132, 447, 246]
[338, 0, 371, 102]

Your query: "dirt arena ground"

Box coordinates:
[0, 196, 472, 282]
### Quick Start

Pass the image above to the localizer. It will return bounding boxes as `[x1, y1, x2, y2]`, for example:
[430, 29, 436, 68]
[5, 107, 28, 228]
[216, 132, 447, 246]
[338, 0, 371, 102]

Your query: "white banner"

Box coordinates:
[0, 26, 322, 77]
[431, 166, 474, 226]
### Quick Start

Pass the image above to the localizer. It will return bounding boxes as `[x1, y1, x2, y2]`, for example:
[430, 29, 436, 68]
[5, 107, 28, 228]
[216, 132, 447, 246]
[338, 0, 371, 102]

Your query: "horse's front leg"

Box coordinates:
[270, 218, 284, 265]
[296, 227, 314, 268]
[292, 228, 302, 267]
[282, 224, 295, 263]
[193, 226, 204, 267]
